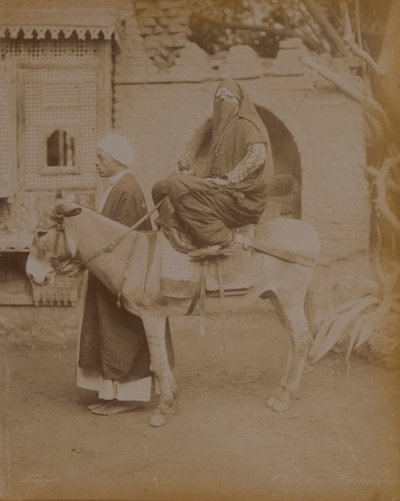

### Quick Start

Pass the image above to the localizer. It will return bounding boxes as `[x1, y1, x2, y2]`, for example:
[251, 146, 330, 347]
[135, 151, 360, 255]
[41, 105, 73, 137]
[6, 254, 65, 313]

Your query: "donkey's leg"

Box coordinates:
[269, 294, 294, 390]
[267, 291, 312, 412]
[142, 315, 177, 427]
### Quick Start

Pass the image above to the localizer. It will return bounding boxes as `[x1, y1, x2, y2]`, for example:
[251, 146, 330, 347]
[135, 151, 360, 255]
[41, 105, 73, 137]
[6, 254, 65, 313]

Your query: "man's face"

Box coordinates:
[95, 150, 117, 178]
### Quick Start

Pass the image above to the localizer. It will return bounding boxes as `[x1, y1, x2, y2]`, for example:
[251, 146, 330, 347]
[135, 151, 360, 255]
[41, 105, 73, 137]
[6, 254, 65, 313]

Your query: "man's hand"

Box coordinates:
[205, 177, 229, 186]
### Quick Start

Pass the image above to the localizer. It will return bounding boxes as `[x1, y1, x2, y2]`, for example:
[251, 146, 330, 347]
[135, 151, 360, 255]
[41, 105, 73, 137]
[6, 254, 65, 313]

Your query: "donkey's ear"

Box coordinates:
[64, 207, 82, 218]
[55, 189, 63, 199]
[55, 203, 81, 217]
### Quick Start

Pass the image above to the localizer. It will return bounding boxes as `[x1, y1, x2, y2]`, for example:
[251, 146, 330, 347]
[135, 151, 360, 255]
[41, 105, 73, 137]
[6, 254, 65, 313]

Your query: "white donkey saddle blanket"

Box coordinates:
[160, 233, 256, 299]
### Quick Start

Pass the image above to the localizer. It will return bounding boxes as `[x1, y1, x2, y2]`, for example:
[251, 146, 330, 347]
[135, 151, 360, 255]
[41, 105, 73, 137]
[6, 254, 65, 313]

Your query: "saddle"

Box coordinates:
[157, 200, 255, 300]
[157, 200, 316, 303]
[160, 233, 255, 299]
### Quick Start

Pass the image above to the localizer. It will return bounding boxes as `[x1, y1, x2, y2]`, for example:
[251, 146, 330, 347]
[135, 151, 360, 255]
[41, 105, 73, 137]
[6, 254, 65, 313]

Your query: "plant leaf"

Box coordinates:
[309, 316, 337, 359]
[310, 296, 380, 363]
[354, 317, 376, 350]
[354, 295, 393, 349]
[315, 295, 380, 325]
[345, 313, 373, 361]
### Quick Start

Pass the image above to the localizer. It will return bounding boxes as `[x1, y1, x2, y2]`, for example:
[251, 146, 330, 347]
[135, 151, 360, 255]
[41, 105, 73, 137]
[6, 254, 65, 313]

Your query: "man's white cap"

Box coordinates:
[97, 133, 135, 168]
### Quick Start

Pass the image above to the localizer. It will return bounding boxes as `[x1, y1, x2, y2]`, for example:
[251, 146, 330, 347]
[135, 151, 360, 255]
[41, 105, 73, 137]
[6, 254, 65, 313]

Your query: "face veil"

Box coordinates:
[210, 79, 270, 157]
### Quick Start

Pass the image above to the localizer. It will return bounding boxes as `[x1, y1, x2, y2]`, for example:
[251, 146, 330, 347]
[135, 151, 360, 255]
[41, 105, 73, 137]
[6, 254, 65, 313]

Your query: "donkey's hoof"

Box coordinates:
[150, 413, 168, 427]
[266, 394, 290, 413]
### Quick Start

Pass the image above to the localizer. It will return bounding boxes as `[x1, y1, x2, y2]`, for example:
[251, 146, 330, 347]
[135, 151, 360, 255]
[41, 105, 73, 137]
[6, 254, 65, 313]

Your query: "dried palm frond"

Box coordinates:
[310, 295, 380, 362]
[310, 276, 400, 363]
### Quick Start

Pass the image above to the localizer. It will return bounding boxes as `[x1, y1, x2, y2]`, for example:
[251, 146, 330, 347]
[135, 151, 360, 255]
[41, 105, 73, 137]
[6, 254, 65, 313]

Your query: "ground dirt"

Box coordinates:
[1, 300, 400, 501]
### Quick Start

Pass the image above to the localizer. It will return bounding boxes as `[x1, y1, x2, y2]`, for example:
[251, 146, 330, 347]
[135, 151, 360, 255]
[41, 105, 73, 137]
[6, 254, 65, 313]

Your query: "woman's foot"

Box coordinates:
[188, 244, 235, 260]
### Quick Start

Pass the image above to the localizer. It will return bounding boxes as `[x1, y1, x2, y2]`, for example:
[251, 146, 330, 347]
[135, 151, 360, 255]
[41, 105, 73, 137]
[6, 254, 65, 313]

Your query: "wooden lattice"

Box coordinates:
[0, 62, 17, 198]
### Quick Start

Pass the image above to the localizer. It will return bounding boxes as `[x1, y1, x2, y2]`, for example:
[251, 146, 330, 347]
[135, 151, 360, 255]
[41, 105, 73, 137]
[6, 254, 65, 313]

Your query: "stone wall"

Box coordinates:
[112, 2, 370, 266]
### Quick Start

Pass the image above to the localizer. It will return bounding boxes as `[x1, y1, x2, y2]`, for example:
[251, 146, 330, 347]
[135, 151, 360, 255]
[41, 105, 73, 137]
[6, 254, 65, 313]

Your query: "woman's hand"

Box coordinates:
[178, 160, 193, 175]
[205, 177, 229, 186]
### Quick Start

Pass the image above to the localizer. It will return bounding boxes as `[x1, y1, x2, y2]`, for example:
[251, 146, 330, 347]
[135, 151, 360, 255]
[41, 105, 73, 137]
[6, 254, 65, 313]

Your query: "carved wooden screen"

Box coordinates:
[0, 62, 17, 198]
[19, 64, 98, 189]
[0, 39, 109, 232]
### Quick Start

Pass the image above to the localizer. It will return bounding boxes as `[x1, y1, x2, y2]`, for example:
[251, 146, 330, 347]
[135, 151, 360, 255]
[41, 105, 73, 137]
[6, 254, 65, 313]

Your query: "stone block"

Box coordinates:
[174, 42, 208, 66]
[135, 1, 157, 10]
[138, 27, 153, 36]
[225, 44, 259, 61]
[141, 7, 164, 17]
[157, 0, 183, 9]
[168, 15, 189, 25]
[170, 33, 187, 48]
[142, 17, 157, 27]
[151, 24, 164, 35]
[279, 38, 304, 49]
[166, 7, 191, 17]
[144, 36, 161, 49]
[167, 23, 191, 34]
[158, 16, 170, 27]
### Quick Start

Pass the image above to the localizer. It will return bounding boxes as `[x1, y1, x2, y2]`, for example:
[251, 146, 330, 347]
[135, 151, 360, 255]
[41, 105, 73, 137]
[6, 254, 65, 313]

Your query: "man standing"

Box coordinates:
[77, 133, 154, 415]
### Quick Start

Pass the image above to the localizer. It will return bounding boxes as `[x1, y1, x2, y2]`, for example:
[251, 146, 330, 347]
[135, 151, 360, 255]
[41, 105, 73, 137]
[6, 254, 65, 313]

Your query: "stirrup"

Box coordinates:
[188, 244, 234, 261]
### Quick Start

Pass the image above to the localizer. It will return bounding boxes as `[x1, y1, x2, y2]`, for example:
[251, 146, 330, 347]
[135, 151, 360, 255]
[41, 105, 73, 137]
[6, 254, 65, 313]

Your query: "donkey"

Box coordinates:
[26, 199, 320, 427]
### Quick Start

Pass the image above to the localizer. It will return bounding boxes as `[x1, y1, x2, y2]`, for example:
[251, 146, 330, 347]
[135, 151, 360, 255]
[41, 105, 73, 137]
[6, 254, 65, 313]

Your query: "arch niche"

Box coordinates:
[190, 105, 302, 219]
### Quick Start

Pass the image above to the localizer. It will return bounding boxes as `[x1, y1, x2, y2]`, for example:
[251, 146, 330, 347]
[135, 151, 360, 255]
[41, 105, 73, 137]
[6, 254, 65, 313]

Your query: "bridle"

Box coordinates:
[47, 198, 166, 303]
[47, 214, 80, 275]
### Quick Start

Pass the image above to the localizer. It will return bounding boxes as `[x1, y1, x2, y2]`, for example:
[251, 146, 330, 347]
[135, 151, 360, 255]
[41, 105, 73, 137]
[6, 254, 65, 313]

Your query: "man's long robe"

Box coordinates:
[77, 172, 173, 400]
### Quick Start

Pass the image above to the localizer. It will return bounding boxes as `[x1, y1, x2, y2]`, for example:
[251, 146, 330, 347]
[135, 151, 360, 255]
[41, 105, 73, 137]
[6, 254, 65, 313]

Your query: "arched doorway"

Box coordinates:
[191, 107, 302, 219]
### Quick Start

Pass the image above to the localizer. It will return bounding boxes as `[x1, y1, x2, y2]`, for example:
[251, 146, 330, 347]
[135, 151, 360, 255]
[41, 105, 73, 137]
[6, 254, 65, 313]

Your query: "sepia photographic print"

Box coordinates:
[0, 0, 399, 500]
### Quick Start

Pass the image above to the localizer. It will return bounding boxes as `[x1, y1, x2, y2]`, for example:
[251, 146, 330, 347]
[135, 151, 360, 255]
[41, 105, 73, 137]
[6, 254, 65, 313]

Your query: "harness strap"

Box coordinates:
[215, 258, 225, 309]
[53, 225, 61, 257]
[234, 234, 316, 268]
[185, 260, 209, 316]
[116, 233, 138, 308]
[50, 220, 75, 273]
[79, 197, 166, 269]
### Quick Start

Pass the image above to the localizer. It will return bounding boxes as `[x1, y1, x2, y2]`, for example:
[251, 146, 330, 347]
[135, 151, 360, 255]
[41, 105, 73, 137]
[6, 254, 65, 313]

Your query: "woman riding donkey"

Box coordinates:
[152, 79, 274, 258]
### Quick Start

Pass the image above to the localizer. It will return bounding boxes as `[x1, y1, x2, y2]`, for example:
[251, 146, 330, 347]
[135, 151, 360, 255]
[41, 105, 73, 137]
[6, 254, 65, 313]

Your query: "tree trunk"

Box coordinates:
[376, 0, 400, 126]
[301, 0, 349, 55]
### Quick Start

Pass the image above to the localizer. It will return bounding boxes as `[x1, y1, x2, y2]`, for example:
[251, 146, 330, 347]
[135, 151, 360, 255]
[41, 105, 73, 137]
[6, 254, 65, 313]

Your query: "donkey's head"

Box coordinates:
[26, 197, 82, 286]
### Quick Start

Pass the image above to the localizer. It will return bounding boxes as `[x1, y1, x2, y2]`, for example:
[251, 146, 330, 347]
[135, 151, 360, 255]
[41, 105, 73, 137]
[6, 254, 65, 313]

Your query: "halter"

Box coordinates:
[48, 214, 80, 275]
[77, 198, 165, 269]
[47, 199, 166, 303]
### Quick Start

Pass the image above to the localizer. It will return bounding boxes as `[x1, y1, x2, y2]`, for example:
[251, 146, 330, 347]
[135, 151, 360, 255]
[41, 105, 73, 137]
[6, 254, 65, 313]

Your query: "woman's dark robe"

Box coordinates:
[165, 80, 274, 246]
